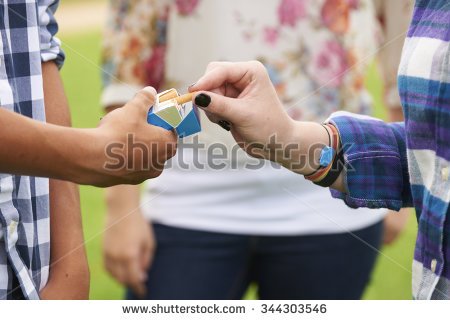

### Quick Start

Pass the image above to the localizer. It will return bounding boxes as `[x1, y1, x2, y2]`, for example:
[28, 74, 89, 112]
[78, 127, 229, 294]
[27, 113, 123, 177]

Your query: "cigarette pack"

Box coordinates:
[147, 89, 201, 138]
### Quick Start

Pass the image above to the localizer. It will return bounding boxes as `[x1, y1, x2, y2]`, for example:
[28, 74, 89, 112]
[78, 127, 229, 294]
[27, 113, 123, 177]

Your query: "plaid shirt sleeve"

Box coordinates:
[327, 111, 413, 211]
[37, 0, 64, 68]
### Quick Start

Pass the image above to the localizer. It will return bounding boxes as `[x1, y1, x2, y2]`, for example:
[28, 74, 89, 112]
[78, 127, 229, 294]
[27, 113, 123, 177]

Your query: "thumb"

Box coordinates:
[194, 91, 241, 124]
[128, 86, 157, 115]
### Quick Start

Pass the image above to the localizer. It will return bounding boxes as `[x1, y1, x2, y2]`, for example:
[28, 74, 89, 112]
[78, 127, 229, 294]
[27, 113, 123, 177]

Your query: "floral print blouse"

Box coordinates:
[101, 0, 412, 127]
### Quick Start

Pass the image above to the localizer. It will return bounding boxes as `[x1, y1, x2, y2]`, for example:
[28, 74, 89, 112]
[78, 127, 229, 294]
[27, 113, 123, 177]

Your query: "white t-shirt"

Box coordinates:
[101, 0, 414, 234]
[143, 145, 385, 235]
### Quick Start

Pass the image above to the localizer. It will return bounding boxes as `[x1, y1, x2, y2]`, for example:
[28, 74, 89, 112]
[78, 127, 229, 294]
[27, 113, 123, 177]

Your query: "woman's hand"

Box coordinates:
[190, 61, 329, 175]
[190, 61, 294, 148]
[103, 185, 154, 298]
[103, 210, 154, 298]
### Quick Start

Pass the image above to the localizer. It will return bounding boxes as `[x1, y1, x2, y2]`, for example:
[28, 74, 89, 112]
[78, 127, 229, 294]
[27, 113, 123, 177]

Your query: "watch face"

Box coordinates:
[319, 146, 334, 167]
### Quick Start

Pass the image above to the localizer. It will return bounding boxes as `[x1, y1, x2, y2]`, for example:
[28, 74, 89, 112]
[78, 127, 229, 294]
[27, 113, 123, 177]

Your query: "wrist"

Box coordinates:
[105, 185, 142, 219]
[64, 127, 112, 185]
[276, 121, 329, 175]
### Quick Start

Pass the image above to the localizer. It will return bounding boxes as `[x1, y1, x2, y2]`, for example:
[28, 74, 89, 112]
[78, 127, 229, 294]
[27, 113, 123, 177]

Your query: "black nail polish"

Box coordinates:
[195, 93, 211, 108]
[218, 120, 231, 131]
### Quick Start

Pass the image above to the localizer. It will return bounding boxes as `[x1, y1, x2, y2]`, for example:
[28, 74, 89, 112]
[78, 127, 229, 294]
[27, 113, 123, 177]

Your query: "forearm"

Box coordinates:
[273, 113, 410, 210]
[0, 108, 102, 183]
[106, 185, 142, 219]
[191, 61, 409, 210]
[277, 121, 346, 192]
[41, 62, 89, 299]
[44, 179, 89, 299]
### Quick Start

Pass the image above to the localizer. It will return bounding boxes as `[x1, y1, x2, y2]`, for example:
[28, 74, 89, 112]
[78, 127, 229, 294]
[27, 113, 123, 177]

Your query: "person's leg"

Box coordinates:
[127, 223, 253, 300]
[255, 221, 383, 299]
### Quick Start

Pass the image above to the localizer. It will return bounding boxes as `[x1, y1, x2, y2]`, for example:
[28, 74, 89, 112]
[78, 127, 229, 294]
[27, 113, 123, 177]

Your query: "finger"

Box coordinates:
[188, 62, 222, 91]
[126, 259, 147, 298]
[205, 61, 230, 73]
[133, 282, 147, 299]
[194, 91, 244, 124]
[105, 258, 127, 285]
[191, 62, 256, 93]
[201, 109, 221, 125]
[140, 239, 154, 271]
[127, 86, 157, 115]
[141, 131, 177, 177]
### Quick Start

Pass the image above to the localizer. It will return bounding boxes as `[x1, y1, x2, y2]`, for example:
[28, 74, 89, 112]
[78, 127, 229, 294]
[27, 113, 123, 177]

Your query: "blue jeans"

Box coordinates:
[127, 221, 383, 300]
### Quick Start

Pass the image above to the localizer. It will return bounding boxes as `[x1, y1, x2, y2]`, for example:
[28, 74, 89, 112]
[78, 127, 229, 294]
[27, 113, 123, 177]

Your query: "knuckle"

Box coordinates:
[124, 173, 145, 186]
[168, 145, 177, 159]
[249, 60, 267, 75]
[250, 60, 265, 69]
[135, 90, 155, 106]
[134, 91, 147, 102]
[163, 144, 177, 160]
[159, 135, 178, 158]
[207, 61, 220, 71]
[150, 169, 163, 179]
[126, 177, 143, 186]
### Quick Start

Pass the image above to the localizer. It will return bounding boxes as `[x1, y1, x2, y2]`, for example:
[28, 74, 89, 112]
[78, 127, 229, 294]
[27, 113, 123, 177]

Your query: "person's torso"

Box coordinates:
[0, 0, 50, 299]
[398, 0, 450, 300]
[141, 0, 387, 235]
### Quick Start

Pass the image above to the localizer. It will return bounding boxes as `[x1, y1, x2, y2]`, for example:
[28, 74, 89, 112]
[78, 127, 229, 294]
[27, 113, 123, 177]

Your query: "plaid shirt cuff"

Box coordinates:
[38, 0, 65, 69]
[327, 111, 412, 211]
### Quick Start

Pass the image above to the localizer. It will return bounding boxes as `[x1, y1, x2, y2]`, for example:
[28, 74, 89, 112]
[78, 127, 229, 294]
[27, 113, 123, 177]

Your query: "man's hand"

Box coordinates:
[86, 87, 178, 186]
[103, 184, 154, 298]
[0, 86, 177, 187]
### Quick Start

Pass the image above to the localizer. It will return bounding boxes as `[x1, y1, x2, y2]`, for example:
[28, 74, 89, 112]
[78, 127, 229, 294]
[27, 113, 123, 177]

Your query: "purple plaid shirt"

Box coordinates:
[329, 0, 450, 299]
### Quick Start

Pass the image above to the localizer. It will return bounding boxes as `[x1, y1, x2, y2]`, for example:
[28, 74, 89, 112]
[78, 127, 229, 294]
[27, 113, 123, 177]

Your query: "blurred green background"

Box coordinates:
[58, 1, 417, 300]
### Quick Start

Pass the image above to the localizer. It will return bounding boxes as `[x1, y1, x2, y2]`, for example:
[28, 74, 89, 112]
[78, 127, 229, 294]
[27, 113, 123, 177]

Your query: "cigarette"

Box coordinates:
[159, 90, 179, 101]
[159, 92, 195, 105]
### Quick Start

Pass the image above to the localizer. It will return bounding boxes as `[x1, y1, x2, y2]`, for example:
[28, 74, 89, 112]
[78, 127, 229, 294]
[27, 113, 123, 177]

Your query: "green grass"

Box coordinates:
[60, 30, 417, 300]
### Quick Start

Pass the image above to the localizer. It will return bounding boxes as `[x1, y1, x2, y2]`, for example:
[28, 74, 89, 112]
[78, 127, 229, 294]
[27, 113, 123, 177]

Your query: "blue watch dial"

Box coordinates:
[319, 146, 334, 167]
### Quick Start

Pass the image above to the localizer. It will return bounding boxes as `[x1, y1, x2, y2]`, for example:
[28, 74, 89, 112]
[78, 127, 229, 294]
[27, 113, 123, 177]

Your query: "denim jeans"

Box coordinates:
[127, 221, 383, 300]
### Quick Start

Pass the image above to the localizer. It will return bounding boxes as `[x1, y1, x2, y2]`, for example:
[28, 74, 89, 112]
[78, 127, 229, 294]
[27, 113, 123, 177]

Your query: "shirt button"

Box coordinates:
[8, 220, 17, 236]
[441, 167, 449, 181]
[431, 259, 437, 273]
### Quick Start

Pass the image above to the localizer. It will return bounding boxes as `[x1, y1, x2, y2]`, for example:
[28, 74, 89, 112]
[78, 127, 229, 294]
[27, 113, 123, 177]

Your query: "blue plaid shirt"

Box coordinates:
[329, 0, 450, 299]
[0, 0, 64, 299]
